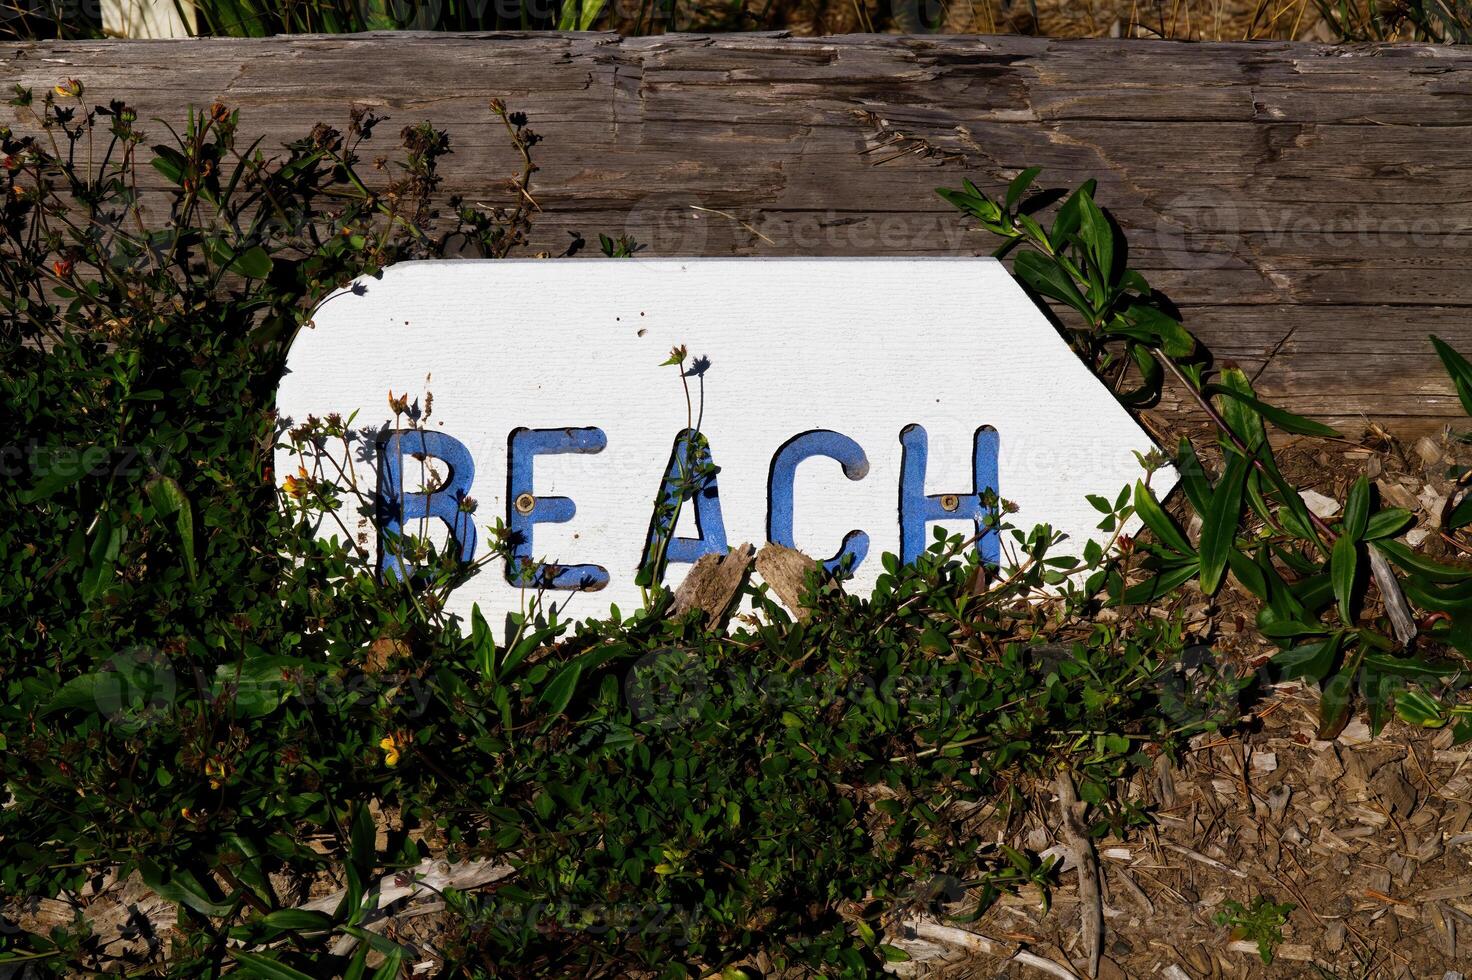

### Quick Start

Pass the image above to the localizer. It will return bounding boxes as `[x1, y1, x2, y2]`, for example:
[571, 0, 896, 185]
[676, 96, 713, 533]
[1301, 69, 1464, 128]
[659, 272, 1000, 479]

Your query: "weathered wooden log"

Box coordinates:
[754, 543, 820, 620]
[6, 33, 1471, 435]
[671, 541, 755, 624]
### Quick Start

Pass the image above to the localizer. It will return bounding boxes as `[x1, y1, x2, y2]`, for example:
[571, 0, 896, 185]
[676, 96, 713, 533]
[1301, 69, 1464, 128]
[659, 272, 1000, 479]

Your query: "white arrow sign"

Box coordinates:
[276, 257, 1173, 623]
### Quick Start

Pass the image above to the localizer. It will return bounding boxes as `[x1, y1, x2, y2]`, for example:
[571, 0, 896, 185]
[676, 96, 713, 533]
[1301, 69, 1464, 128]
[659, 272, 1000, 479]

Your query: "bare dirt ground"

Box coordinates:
[883, 421, 1472, 979]
[891, 692, 1472, 978]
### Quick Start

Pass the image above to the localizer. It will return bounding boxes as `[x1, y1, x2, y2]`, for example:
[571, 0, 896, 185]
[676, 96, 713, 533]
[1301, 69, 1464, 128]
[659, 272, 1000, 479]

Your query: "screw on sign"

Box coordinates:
[276, 258, 1172, 623]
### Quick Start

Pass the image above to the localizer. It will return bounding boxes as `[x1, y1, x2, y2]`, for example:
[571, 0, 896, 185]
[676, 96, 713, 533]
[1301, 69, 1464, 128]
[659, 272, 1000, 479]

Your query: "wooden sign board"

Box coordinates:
[276, 258, 1173, 622]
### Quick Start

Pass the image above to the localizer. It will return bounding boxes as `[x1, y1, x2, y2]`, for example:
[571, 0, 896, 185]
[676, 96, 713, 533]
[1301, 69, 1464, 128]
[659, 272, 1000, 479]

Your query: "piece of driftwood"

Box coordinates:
[300, 856, 515, 917]
[897, 919, 1084, 980]
[671, 541, 755, 625]
[4, 34, 1472, 436]
[1055, 771, 1103, 979]
[754, 543, 820, 620]
[8, 873, 175, 962]
[1370, 544, 1419, 645]
[7, 859, 515, 969]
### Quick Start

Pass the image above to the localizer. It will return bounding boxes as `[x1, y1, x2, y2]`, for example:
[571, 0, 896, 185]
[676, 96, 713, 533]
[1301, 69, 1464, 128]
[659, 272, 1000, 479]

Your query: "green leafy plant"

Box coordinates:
[941, 169, 1472, 740]
[7, 84, 1472, 978]
[0, 84, 1218, 977]
[1313, 0, 1472, 42]
[1215, 895, 1295, 965]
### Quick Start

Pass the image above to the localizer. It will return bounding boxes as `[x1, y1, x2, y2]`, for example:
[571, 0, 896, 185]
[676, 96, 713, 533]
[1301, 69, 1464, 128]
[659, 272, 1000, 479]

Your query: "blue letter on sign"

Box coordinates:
[767, 430, 870, 575]
[643, 429, 728, 581]
[898, 424, 1000, 566]
[507, 427, 609, 591]
[378, 429, 476, 581]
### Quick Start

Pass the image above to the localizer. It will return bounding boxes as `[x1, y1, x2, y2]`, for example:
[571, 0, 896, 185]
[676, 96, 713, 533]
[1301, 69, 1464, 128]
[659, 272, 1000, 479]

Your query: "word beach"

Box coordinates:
[276, 258, 1170, 621]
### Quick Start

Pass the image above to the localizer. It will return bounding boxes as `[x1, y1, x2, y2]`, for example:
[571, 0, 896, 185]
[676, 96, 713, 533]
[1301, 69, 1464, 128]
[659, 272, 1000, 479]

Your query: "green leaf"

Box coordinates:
[147, 475, 199, 585]
[1342, 476, 1370, 541]
[1330, 533, 1360, 625]
[1374, 538, 1472, 584]
[1317, 668, 1356, 740]
[1175, 438, 1212, 514]
[1431, 334, 1472, 417]
[1364, 667, 1399, 736]
[1404, 577, 1472, 612]
[1112, 561, 1200, 605]
[1213, 369, 1269, 452]
[1119, 303, 1194, 359]
[1361, 651, 1457, 680]
[228, 951, 319, 980]
[18, 453, 88, 503]
[349, 800, 376, 881]
[1005, 166, 1041, 211]
[229, 245, 273, 279]
[1395, 689, 1448, 728]
[150, 145, 187, 185]
[1076, 190, 1116, 288]
[1256, 448, 1323, 552]
[1317, 643, 1365, 740]
[1049, 179, 1098, 248]
[43, 672, 99, 715]
[1448, 492, 1472, 531]
[1271, 633, 1340, 682]
[920, 626, 951, 654]
[1226, 548, 1268, 600]
[556, 0, 608, 30]
[207, 658, 295, 719]
[470, 603, 496, 679]
[80, 511, 123, 606]
[259, 909, 335, 933]
[1199, 451, 1248, 594]
[1364, 507, 1413, 540]
[343, 943, 371, 980]
[369, 947, 406, 980]
[1257, 619, 1328, 640]
[1288, 570, 1334, 613]
[1013, 249, 1091, 317]
[1116, 342, 1164, 407]
[339, 925, 410, 959]
[1132, 481, 1194, 556]
[936, 186, 1000, 226]
[1204, 384, 1341, 438]
[539, 658, 584, 718]
[139, 859, 236, 917]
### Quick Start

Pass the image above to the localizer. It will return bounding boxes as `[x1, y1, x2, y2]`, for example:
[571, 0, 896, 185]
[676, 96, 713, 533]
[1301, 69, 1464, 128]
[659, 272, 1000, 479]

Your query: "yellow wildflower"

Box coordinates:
[281, 465, 310, 499]
[379, 735, 400, 767]
[203, 758, 227, 789]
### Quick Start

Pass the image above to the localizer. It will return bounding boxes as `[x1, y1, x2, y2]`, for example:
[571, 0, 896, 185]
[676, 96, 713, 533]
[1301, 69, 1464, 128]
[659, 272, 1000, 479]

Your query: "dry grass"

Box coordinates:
[611, 0, 1442, 42]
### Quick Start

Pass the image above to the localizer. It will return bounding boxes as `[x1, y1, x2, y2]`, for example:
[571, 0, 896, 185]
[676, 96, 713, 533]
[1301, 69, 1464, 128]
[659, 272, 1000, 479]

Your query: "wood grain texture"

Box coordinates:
[5, 32, 1470, 436]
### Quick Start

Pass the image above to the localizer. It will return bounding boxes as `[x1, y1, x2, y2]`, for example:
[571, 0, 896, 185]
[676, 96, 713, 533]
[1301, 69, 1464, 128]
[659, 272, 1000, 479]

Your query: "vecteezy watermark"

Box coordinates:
[87, 658, 444, 732]
[0, 0, 104, 26]
[622, 197, 976, 254]
[623, 638, 1463, 736]
[624, 651, 984, 732]
[468, 895, 705, 945]
[623, 194, 711, 254]
[1154, 189, 1456, 271]
[1, 441, 172, 485]
[624, 648, 711, 732]
[93, 646, 177, 733]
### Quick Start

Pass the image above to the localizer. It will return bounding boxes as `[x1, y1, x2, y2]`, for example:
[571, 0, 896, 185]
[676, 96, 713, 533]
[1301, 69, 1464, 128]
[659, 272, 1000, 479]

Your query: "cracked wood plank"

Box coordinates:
[5, 32, 1471, 436]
